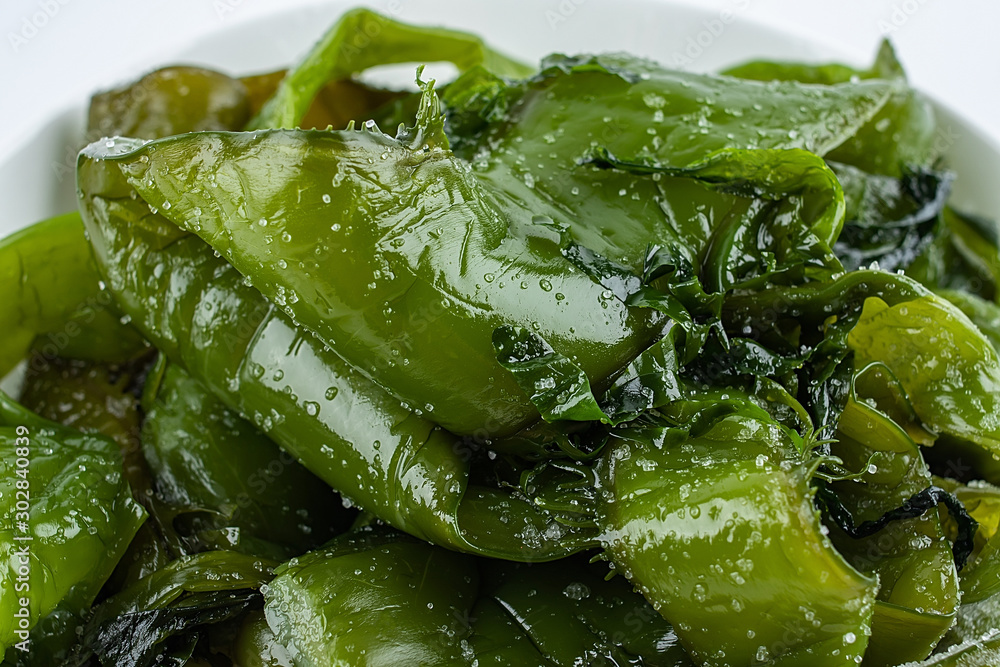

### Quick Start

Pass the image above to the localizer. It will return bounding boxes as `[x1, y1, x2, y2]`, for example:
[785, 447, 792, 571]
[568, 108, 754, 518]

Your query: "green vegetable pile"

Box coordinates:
[4, 8, 1000, 666]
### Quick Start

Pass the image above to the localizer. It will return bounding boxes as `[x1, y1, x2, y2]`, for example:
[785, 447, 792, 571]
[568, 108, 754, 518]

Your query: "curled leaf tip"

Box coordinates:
[403, 72, 449, 151]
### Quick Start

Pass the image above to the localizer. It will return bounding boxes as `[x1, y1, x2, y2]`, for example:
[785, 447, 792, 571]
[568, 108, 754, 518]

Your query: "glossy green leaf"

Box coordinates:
[231, 609, 292, 667]
[262, 527, 694, 666]
[17, 356, 143, 452]
[587, 146, 846, 271]
[824, 385, 961, 665]
[493, 325, 609, 424]
[88, 66, 251, 142]
[848, 293, 1000, 483]
[599, 332, 682, 424]
[596, 403, 876, 667]
[831, 162, 952, 273]
[936, 477, 1000, 604]
[469, 554, 693, 666]
[472, 51, 893, 167]
[449, 52, 891, 276]
[264, 529, 479, 667]
[0, 212, 146, 378]
[141, 361, 352, 560]
[905, 629, 1000, 666]
[77, 127, 592, 561]
[939, 289, 1000, 352]
[92, 119, 663, 438]
[724, 40, 938, 177]
[913, 208, 1000, 303]
[71, 550, 274, 667]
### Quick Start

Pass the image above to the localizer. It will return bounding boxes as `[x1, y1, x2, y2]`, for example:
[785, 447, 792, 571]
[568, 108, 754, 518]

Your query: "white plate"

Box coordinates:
[1, 0, 998, 236]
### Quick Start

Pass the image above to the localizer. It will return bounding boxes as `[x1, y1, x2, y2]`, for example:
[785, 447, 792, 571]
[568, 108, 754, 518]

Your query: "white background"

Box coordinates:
[0, 0, 997, 226]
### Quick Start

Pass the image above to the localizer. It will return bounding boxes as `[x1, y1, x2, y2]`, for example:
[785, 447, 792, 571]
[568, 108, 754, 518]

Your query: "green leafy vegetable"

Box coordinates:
[88, 66, 251, 141]
[492, 325, 610, 424]
[263, 527, 695, 666]
[594, 400, 877, 667]
[0, 212, 146, 378]
[92, 106, 664, 438]
[848, 294, 1000, 482]
[3, 7, 999, 666]
[832, 163, 953, 272]
[724, 40, 938, 177]
[76, 124, 590, 561]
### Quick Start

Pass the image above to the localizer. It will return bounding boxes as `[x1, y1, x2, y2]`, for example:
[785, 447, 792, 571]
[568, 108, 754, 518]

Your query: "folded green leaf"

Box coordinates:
[448, 51, 891, 278]
[817, 481, 968, 660]
[77, 125, 593, 561]
[939, 289, 1000, 352]
[262, 527, 695, 666]
[17, 356, 143, 454]
[913, 208, 1000, 303]
[832, 162, 953, 272]
[248, 8, 533, 130]
[904, 628, 1000, 666]
[70, 550, 274, 667]
[935, 477, 1000, 604]
[492, 325, 609, 424]
[586, 146, 846, 292]
[88, 66, 251, 141]
[600, 333, 683, 424]
[848, 293, 1000, 483]
[96, 108, 663, 438]
[596, 401, 876, 666]
[265, 529, 479, 666]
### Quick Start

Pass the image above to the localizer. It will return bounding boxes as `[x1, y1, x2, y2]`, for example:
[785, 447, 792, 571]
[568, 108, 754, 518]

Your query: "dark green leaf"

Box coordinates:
[939, 289, 1000, 352]
[70, 551, 274, 667]
[0, 212, 146, 377]
[492, 325, 609, 424]
[600, 334, 682, 423]
[141, 360, 352, 560]
[586, 146, 846, 290]
[832, 163, 953, 272]
[818, 485, 976, 570]
[0, 394, 145, 655]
